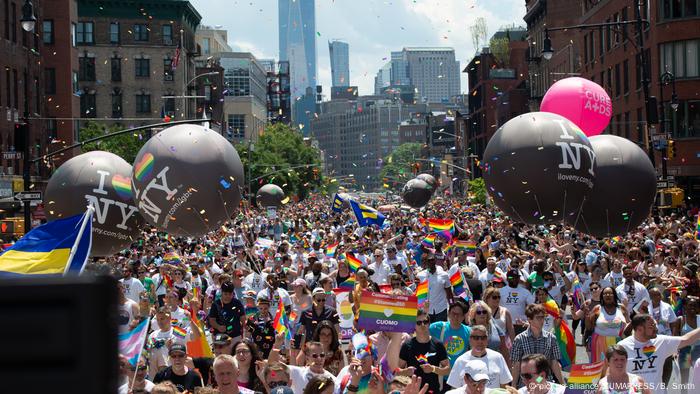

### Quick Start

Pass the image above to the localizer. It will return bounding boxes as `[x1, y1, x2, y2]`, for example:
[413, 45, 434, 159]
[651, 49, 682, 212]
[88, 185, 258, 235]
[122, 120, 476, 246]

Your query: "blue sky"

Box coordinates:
[189, 0, 527, 96]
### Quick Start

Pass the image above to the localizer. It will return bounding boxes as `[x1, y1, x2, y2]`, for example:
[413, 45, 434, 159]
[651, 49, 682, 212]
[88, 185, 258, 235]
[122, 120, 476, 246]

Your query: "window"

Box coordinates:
[12, 69, 17, 109]
[583, 35, 588, 64]
[164, 97, 175, 115]
[135, 93, 151, 113]
[202, 38, 210, 55]
[621, 8, 628, 42]
[4, 0, 9, 40]
[660, 39, 700, 79]
[589, 32, 595, 62]
[71, 22, 76, 47]
[133, 24, 148, 41]
[72, 71, 78, 94]
[80, 92, 96, 118]
[43, 20, 54, 44]
[111, 57, 121, 81]
[111, 89, 122, 118]
[636, 108, 644, 143]
[110, 23, 119, 44]
[599, 27, 604, 57]
[135, 58, 150, 78]
[661, 0, 698, 20]
[45, 68, 56, 94]
[162, 25, 172, 45]
[76, 22, 94, 44]
[623, 60, 629, 94]
[5, 69, 10, 108]
[163, 59, 173, 81]
[79, 56, 96, 81]
[624, 112, 631, 140]
[605, 18, 612, 52]
[227, 114, 245, 138]
[34, 77, 39, 115]
[614, 63, 621, 97]
[46, 118, 57, 140]
[11, 1, 16, 42]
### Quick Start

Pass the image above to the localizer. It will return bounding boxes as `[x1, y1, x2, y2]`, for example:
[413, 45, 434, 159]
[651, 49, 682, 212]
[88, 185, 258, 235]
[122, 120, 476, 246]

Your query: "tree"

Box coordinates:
[467, 177, 487, 205]
[79, 121, 146, 164]
[489, 36, 511, 67]
[469, 17, 489, 53]
[379, 142, 422, 190]
[237, 123, 323, 201]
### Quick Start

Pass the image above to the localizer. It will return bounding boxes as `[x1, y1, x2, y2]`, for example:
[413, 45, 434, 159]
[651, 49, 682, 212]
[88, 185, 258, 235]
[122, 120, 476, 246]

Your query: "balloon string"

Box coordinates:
[624, 210, 634, 235]
[191, 205, 211, 234]
[533, 194, 543, 220]
[570, 195, 587, 229]
[605, 209, 610, 238]
[216, 189, 233, 222]
[562, 189, 567, 223]
[510, 204, 526, 224]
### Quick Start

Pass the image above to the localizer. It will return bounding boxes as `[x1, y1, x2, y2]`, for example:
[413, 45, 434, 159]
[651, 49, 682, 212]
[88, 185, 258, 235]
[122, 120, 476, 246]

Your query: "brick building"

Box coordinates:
[76, 0, 201, 127]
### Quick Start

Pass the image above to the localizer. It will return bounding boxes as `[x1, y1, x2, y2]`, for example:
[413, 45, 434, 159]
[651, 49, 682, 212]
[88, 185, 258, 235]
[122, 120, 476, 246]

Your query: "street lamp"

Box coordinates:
[542, 29, 553, 61]
[20, 0, 35, 232]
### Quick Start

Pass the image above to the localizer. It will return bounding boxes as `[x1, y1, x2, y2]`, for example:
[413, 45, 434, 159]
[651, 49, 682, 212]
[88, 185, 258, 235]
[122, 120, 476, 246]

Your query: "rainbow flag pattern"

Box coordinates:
[172, 325, 187, 339]
[421, 234, 436, 248]
[566, 361, 605, 393]
[134, 152, 155, 182]
[111, 174, 133, 200]
[325, 242, 339, 258]
[346, 252, 363, 272]
[555, 318, 576, 368]
[543, 298, 561, 318]
[163, 252, 181, 264]
[272, 298, 292, 340]
[337, 275, 356, 290]
[669, 286, 683, 316]
[450, 270, 465, 297]
[415, 280, 428, 306]
[696, 214, 700, 240]
[415, 354, 429, 364]
[186, 309, 213, 358]
[420, 218, 455, 240]
[571, 276, 584, 310]
[453, 240, 476, 256]
[357, 290, 418, 333]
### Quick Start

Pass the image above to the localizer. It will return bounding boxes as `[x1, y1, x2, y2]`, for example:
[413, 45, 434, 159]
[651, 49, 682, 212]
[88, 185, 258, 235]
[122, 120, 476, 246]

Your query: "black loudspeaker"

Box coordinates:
[0, 276, 119, 393]
[647, 96, 659, 125]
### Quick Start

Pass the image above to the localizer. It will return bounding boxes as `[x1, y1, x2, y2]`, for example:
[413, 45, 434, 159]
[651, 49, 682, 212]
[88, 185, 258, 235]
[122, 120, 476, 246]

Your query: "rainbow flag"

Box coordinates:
[669, 286, 683, 316]
[571, 276, 584, 310]
[555, 319, 576, 368]
[172, 325, 187, 339]
[163, 252, 181, 264]
[186, 309, 213, 358]
[696, 214, 700, 240]
[337, 275, 356, 290]
[163, 274, 174, 288]
[119, 319, 150, 366]
[421, 234, 437, 248]
[566, 361, 605, 393]
[357, 290, 417, 333]
[415, 354, 429, 364]
[543, 298, 561, 318]
[272, 298, 292, 340]
[420, 218, 455, 240]
[346, 252, 363, 272]
[325, 242, 339, 258]
[454, 240, 476, 256]
[450, 271, 465, 297]
[415, 280, 428, 306]
[191, 287, 200, 302]
[166, 234, 176, 246]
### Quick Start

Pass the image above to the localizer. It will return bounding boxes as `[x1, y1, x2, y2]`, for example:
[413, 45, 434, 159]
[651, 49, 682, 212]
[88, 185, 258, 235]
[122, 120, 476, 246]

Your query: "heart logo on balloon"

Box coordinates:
[111, 174, 133, 200]
[134, 153, 154, 182]
[383, 308, 394, 318]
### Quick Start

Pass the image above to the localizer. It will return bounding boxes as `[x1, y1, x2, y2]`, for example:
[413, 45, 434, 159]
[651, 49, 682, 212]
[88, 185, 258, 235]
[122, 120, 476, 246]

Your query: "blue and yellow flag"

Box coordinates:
[331, 193, 345, 212]
[0, 209, 93, 277]
[349, 199, 386, 227]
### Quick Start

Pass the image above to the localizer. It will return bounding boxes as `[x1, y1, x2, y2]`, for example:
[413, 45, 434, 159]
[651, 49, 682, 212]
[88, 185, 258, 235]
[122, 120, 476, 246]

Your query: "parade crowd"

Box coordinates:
[101, 194, 700, 394]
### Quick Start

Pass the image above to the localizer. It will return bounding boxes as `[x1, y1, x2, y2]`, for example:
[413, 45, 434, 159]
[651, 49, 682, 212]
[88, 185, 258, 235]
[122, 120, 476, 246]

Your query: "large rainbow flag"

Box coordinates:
[415, 280, 428, 306]
[450, 270, 465, 297]
[453, 240, 476, 256]
[544, 299, 576, 368]
[357, 290, 417, 333]
[186, 309, 214, 358]
[272, 298, 292, 340]
[420, 218, 455, 240]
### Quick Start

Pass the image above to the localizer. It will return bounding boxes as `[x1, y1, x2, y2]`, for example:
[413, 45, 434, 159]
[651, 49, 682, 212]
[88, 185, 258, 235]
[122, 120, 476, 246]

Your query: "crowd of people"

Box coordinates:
[101, 194, 700, 394]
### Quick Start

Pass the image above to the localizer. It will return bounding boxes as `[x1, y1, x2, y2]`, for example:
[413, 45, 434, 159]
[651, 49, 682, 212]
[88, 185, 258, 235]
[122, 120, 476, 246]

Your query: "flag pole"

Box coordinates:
[129, 318, 152, 392]
[63, 205, 95, 275]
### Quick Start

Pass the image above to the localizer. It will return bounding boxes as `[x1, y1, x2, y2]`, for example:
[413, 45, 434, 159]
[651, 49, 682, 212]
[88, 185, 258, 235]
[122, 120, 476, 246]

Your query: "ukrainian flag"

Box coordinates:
[0, 208, 93, 277]
[331, 193, 345, 213]
[349, 199, 386, 227]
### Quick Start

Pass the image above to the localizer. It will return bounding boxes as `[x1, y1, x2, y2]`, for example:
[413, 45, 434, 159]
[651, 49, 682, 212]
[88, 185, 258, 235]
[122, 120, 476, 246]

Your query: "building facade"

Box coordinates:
[279, 0, 316, 133]
[75, 0, 201, 127]
[402, 48, 461, 103]
[329, 40, 349, 87]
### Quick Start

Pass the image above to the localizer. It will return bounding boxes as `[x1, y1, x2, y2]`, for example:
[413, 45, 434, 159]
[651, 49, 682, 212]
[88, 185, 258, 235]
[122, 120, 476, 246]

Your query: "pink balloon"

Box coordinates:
[540, 77, 612, 137]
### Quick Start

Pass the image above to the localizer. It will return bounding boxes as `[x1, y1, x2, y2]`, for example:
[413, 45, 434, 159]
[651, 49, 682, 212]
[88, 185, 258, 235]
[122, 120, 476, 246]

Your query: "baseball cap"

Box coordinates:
[312, 287, 325, 296]
[463, 359, 489, 382]
[213, 333, 231, 345]
[491, 275, 504, 284]
[292, 278, 306, 287]
[169, 343, 187, 355]
[269, 387, 294, 394]
[256, 293, 271, 304]
[221, 282, 235, 293]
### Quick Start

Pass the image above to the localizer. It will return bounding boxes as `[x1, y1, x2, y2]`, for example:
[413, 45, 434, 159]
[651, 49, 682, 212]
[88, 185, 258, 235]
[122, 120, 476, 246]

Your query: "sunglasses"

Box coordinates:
[521, 373, 537, 380]
[309, 352, 326, 359]
[490, 295, 501, 299]
[416, 320, 430, 326]
[470, 335, 487, 341]
[475, 310, 488, 315]
[590, 287, 600, 291]
[314, 298, 326, 302]
[170, 353, 186, 359]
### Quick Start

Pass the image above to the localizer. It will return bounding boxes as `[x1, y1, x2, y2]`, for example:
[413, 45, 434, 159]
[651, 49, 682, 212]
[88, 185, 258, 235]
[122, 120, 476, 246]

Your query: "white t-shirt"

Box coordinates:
[121, 277, 145, 303]
[499, 285, 534, 323]
[517, 382, 566, 394]
[605, 271, 624, 288]
[618, 334, 682, 393]
[243, 272, 267, 293]
[257, 287, 291, 316]
[369, 261, 393, 284]
[447, 349, 513, 389]
[288, 365, 337, 394]
[478, 268, 505, 288]
[417, 267, 451, 314]
[616, 281, 651, 308]
[650, 301, 678, 336]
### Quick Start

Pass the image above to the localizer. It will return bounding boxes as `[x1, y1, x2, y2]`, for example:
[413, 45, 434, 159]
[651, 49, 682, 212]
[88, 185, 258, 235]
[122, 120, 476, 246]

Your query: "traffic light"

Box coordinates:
[667, 140, 675, 159]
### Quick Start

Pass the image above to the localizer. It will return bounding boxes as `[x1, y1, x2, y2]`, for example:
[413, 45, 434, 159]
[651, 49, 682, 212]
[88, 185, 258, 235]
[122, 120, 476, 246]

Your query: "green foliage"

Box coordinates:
[468, 177, 487, 205]
[489, 36, 511, 67]
[79, 121, 145, 164]
[379, 142, 422, 190]
[237, 123, 323, 200]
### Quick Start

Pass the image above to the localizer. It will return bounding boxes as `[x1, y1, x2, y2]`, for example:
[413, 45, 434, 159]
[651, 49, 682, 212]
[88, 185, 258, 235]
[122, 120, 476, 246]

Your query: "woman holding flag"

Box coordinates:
[585, 286, 628, 363]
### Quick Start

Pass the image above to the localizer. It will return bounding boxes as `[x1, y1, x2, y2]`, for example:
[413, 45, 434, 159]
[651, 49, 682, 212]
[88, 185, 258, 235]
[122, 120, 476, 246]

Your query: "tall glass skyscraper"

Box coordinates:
[328, 40, 349, 87]
[279, 0, 317, 133]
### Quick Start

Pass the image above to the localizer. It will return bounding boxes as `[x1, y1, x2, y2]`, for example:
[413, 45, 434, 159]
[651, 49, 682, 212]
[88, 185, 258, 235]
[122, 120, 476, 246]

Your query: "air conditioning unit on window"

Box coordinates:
[164, 74, 174, 81]
[7, 167, 14, 175]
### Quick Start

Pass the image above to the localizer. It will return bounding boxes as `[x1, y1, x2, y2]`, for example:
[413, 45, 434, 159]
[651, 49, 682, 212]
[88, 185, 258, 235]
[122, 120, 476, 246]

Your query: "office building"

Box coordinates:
[195, 25, 231, 58]
[374, 62, 391, 95]
[279, 0, 317, 133]
[329, 40, 349, 87]
[403, 48, 460, 103]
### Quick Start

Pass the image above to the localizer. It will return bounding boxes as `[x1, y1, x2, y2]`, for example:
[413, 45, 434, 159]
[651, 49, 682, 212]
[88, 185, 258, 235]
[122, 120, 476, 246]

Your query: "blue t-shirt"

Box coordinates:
[429, 321, 471, 366]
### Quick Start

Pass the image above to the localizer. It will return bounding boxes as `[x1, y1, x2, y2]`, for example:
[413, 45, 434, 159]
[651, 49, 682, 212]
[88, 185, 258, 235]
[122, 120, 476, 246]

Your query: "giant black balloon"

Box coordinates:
[482, 112, 596, 224]
[131, 124, 244, 236]
[416, 173, 438, 193]
[45, 151, 143, 256]
[567, 134, 656, 237]
[256, 184, 285, 207]
[402, 178, 432, 208]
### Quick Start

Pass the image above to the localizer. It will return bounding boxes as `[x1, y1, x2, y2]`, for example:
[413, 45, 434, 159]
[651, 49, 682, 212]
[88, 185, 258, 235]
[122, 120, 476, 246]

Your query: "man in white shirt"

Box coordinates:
[604, 259, 625, 288]
[268, 338, 336, 393]
[447, 324, 512, 390]
[500, 270, 534, 328]
[648, 287, 679, 336]
[243, 270, 266, 294]
[619, 313, 700, 393]
[479, 257, 505, 289]
[120, 263, 145, 303]
[444, 359, 491, 394]
[417, 253, 453, 322]
[616, 266, 651, 309]
[369, 248, 394, 285]
[383, 246, 408, 272]
[257, 272, 291, 317]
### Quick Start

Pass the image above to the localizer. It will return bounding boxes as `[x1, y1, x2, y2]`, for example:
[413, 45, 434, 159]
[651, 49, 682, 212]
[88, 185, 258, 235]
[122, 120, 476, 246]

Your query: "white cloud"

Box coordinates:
[189, 0, 527, 96]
